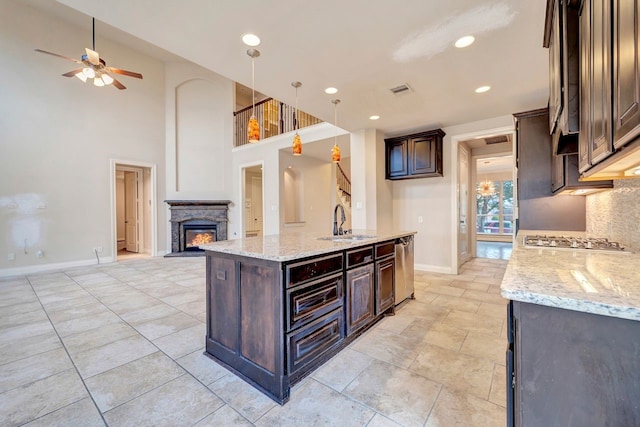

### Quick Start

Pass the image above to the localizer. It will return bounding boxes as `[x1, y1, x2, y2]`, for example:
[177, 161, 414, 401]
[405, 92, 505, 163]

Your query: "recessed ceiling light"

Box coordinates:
[242, 33, 261, 46]
[369, 115, 380, 120]
[325, 87, 338, 94]
[475, 85, 491, 93]
[455, 35, 475, 48]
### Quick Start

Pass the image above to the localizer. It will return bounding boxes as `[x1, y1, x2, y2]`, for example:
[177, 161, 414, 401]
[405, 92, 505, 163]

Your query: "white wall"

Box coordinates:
[0, 0, 166, 274]
[392, 115, 514, 273]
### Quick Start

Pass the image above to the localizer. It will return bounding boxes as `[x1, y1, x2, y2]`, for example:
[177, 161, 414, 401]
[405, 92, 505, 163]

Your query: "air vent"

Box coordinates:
[485, 135, 510, 145]
[389, 83, 412, 95]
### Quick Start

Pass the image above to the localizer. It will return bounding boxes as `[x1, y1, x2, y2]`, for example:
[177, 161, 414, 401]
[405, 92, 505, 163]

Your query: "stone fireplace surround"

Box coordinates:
[165, 200, 231, 256]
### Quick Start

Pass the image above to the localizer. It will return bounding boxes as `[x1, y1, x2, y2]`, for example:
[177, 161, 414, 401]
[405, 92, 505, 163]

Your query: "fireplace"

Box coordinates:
[165, 200, 230, 257]
[183, 224, 217, 252]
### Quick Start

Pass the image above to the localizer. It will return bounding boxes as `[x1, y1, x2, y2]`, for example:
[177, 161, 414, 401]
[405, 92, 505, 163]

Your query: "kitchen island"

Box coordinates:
[501, 231, 640, 427]
[200, 230, 415, 404]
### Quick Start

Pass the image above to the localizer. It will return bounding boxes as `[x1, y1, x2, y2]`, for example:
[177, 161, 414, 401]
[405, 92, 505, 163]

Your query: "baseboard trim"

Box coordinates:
[414, 263, 455, 275]
[0, 256, 115, 278]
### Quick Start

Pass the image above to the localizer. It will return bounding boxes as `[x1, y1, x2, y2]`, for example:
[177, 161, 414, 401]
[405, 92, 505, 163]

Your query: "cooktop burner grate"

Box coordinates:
[523, 235, 627, 252]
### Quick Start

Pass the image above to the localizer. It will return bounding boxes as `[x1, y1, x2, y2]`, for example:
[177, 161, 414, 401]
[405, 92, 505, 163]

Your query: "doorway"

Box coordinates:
[242, 164, 264, 238]
[111, 160, 156, 261]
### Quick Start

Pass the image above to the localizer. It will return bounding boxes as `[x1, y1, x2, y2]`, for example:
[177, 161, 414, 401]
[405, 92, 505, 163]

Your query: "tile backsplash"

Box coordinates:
[586, 177, 640, 253]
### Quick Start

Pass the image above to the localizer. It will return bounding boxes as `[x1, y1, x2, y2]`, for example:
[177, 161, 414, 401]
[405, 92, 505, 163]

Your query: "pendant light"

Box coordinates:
[478, 179, 496, 197]
[247, 48, 261, 143]
[291, 81, 302, 155]
[331, 99, 341, 163]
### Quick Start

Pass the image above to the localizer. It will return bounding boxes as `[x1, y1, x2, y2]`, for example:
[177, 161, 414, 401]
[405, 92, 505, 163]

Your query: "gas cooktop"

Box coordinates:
[523, 234, 629, 253]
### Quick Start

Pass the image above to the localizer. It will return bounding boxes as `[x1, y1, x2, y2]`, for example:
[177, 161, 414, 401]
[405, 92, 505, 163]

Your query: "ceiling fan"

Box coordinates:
[35, 17, 143, 90]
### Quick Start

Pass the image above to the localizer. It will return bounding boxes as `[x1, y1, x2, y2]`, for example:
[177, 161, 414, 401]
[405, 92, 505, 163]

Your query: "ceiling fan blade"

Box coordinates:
[107, 67, 143, 79]
[61, 68, 84, 77]
[110, 76, 126, 90]
[85, 48, 100, 65]
[34, 49, 82, 64]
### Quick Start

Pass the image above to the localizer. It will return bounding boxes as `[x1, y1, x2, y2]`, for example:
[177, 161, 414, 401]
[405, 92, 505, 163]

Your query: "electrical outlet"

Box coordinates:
[418, 215, 424, 224]
[7, 253, 15, 261]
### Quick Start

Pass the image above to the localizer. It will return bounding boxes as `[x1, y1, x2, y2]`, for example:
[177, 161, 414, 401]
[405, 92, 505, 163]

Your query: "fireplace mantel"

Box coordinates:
[165, 200, 231, 256]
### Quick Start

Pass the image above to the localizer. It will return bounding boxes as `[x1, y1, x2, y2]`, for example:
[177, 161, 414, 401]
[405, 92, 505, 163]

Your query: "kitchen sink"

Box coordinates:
[317, 235, 376, 242]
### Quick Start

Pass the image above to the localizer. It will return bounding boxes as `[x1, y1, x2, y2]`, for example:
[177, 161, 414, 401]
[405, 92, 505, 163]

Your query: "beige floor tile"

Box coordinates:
[0, 348, 73, 394]
[0, 300, 43, 318]
[350, 327, 423, 369]
[119, 303, 180, 326]
[430, 295, 481, 313]
[37, 288, 91, 305]
[53, 311, 123, 338]
[489, 364, 507, 408]
[134, 312, 200, 340]
[41, 295, 99, 313]
[0, 369, 89, 426]
[22, 397, 104, 427]
[477, 301, 508, 319]
[366, 413, 404, 427]
[160, 290, 203, 307]
[312, 348, 374, 392]
[61, 322, 138, 355]
[176, 349, 229, 386]
[403, 321, 468, 352]
[139, 284, 187, 298]
[86, 351, 186, 412]
[411, 289, 439, 303]
[0, 321, 55, 345]
[72, 335, 157, 379]
[46, 302, 111, 324]
[410, 344, 494, 400]
[441, 310, 504, 337]
[0, 309, 49, 330]
[473, 275, 504, 286]
[99, 293, 161, 315]
[255, 379, 375, 427]
[425, 387, 505, 427]
[152, 323, 205, 359]
[460, 331, 507, 365]
[0, 332, 62, 365]
[208, 374, 277, 422]
[104, 374, 223, 426]
[375, 312, 416, 334]
[344, 359, 441, 427]
[461, 289, 508, 305]
[423, 284, 465, 297]
[176, 299, 207, 317]
[449, 280, 490, 292]
[396, 300, 450, 321]
[194, 404, 253, 426]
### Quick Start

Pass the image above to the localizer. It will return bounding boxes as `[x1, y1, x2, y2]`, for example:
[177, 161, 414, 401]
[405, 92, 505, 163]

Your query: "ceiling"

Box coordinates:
[27, 0, 549, 136]
[477, 155, 514, 175]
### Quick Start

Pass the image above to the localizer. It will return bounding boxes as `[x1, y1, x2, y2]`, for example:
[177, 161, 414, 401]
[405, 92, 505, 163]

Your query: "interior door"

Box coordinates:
[458, 144, 470, 266]
[124, 171, 139, 253]
[251, 175, 263, 236]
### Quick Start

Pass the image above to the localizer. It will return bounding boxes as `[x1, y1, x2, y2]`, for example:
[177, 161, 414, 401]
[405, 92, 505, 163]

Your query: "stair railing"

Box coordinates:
[336, 163, 351, 206]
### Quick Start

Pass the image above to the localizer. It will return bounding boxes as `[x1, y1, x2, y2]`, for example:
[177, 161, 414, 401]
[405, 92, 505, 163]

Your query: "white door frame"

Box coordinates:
[450, 126, 514, 273]
[122, 167, 143, 252]
[239, 161, 264, 238]
[110, 159, 158, 260]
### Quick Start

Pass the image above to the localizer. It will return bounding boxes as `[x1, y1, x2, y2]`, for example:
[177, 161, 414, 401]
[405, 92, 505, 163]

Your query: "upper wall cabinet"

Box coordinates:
[384, 129, 445, 180]
[575, 0, 640, 179]
[545, 0, 580, 154]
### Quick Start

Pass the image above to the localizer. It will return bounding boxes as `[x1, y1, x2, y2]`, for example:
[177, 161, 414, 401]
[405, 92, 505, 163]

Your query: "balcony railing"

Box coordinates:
[234, 98, 323, 147]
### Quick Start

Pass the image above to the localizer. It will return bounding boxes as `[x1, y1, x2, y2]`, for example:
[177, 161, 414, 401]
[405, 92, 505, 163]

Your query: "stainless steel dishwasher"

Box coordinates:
[394, 235, 415, 304]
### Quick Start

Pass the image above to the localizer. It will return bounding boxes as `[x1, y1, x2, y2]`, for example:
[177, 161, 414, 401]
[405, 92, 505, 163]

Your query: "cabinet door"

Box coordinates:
[590, 0, 614, 164]
[410, 136, 438, 176]
[613, 0, 640, 148]
[345, 264, 374, 336]
[375, 257, 395, 315]
[550, 151, 566, 193]
[578, 0, 592, 171]
[386, 139, 408, 178]
[549, 0, 563, 134]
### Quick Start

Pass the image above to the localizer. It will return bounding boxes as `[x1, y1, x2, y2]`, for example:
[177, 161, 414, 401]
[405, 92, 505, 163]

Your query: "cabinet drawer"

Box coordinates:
[346, 246, 373, 269]
[286, 273, 343, 331]
[375, 241, 395, 259]
[285, 253, 343, 287]
[287, 308, 344, 373]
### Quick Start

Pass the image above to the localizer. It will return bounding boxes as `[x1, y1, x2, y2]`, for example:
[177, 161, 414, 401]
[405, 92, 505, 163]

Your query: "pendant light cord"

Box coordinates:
[251, 57, 255, 116]
[294, 85, 298, 130]
[92, 17, 95, 51]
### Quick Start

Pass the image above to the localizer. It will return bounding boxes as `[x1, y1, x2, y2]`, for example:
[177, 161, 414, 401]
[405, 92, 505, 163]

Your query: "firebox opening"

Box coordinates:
[183, 226, 217, 251]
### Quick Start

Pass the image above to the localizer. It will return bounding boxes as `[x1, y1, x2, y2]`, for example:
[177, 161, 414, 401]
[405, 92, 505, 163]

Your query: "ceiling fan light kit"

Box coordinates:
[35, 17, 143, 90]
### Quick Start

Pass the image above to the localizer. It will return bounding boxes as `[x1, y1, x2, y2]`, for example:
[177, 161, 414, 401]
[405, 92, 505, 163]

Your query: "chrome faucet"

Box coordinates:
[333, 204, 346, 236]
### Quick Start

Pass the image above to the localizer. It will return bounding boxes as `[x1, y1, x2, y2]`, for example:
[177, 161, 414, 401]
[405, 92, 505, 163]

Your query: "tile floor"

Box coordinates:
[0, 256, 508, 426]
[476, 241, 512, 260]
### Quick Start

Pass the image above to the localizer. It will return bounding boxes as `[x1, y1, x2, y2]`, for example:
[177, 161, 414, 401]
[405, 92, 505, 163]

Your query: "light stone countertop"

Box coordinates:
[501, 230, 640, 322]
[200, 230, 416, 262]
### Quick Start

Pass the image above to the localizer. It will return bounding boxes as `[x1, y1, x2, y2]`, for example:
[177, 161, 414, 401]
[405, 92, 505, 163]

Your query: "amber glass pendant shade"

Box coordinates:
[331, 143, 341, 163]
[292, 133, 302, 155]
[248, 115, 260, 143]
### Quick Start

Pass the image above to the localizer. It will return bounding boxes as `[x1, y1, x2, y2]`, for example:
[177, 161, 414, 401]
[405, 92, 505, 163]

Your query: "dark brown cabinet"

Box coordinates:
[551, 151, 613, 193]
[385, 129, 445, 180]
[507, 301, 640, 426]
[613, 0, 640, 148]
[375, 256, 394, 315]
[345, 263, 375, 336]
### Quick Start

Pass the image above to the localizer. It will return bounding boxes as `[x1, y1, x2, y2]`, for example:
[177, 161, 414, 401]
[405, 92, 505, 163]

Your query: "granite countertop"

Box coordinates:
[501, 230, 640, 322]
[200, 230, 416, 262]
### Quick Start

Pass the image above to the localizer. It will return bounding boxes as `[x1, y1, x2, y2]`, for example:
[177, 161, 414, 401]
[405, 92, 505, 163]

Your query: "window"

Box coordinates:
[476, 180, 513, 235]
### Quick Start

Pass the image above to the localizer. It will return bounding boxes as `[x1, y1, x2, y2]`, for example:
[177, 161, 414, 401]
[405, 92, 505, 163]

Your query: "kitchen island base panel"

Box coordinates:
[509, 301, 640, 426]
